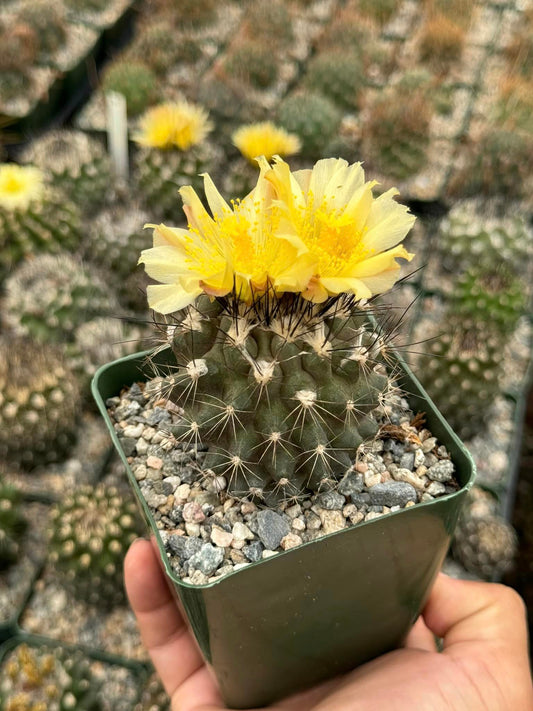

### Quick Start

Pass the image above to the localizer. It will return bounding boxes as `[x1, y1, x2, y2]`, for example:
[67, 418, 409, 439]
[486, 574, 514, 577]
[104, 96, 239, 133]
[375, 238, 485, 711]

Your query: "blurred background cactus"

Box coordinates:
[0, 485, 27, 569]
[101, 60, 158, 117]
[277, 92, 342, 159]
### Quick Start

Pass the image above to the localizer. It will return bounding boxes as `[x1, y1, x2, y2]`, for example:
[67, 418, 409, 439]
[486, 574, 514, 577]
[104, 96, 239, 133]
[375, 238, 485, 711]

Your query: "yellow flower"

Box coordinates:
[265, 156, 415, 302]
[232, 122, 301, 163]
[0, 164, 44, 211]
[133, 101, 213, 150]
[139, 158, 315, 314]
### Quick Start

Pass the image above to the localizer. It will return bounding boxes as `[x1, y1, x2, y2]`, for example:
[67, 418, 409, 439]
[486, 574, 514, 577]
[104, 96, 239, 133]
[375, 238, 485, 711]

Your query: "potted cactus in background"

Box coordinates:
[93, 156, 474, 708]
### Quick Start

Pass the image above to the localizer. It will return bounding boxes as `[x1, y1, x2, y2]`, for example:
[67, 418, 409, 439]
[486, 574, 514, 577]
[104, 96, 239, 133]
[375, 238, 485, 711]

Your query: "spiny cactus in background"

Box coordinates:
[303, 51, 365, 111]
[3, 253, 120, 345]
[69, 317, 143, 386]
[451, 265, 528, 338]
[452, 487, 517, 579]
[102, 60, 157, 117]
[241, 1, 294, 47]
[227, 122, 300, 198]
[358, 0, 399, 24]
[419, 321, 503, 440]
[493, 76, 533, 133]
[0, 22, 37, 102]
[0, 164, 81, 279]
[65, 0, 108, 12]
[134, 673, 170, 711]
[84, 206, 151, 312]
[161, 0, 218, 28]
[423, 0, 474, 28]
[504, 8, 533, 77]
[139, 157, 415, 504]
[17, 1, 66, 55]
[48, 485, 143, 607]
[437, 200, 533, 274]
[131, 23, 202, 76]
[1, 643, 101, 711]
[223, 43, 279, 90]
[418, 13, 465, 71]
[134, 100, 219, 222]
[277, 92, 342, 159]
[449, 128, 533, 200]
[0, 337, 80, 469]
[0, 484, 27, 569]
[318, 8, 373, 52]
[363, 84, 432, 180]
[20, 130, 111, 212]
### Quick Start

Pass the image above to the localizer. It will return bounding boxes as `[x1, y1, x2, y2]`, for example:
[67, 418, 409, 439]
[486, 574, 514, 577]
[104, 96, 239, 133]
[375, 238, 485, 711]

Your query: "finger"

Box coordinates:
[124, 538, 221, 708]
[423, 573, 529, 654]
[404, 615, 438, 652]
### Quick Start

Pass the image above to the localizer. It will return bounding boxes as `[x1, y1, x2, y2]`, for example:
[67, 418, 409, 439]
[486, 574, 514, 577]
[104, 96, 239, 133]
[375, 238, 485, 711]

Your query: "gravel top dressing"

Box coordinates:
[107, 376, 460, 586]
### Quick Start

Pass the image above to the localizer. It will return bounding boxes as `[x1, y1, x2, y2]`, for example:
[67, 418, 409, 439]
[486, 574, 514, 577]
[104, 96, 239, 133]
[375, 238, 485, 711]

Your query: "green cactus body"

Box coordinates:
[224, 43, 279, 90]
[163, 296, 390, 504]
[364, 87, 431, 180]
[242, 1, 294, 47]
[132, 24, 202, 76]
[303, 51, 365, 111]
[277, 92, 342, 159]
[48, 484, 143, 607]
[0, 338, 80, 469]
[358, 0, 399, 25]
[438, 201, 533, 274]
[166, 0, 218, 28]
[134, 673, 170, 711]
[102, 61, 157, 117]
[0, 643, 101, 711]
[65, 0, 108, 12]
[135, 143, 221, 222]
[0, 194, 81, 281]
[3, 254, 120, 344]
[420, 322, 502, 440]
[0, 484, 27, 569]
[21, 131, 111, 213]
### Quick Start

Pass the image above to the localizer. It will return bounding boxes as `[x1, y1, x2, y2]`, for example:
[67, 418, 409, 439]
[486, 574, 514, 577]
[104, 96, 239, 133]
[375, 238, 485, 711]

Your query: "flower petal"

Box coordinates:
[146, 283, 202, 313]
[363, 189, 416, 252]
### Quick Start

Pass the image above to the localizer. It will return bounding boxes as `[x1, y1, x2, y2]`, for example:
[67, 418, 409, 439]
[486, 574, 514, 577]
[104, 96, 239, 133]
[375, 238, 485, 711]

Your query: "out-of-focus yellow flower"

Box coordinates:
[139, 158, 314, 314]
[133, 101, 213, 150]
[265, 156, 415, 302]
[232, 122, 301, 163]
[0, 164, 44, 211]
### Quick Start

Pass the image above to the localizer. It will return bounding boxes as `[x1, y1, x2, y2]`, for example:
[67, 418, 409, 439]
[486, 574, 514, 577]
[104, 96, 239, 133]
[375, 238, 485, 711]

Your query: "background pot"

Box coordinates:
[92, 347, 475, 709]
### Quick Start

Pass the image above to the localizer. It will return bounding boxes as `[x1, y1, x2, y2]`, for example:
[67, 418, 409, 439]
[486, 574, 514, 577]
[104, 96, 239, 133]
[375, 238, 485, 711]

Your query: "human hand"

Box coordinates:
[124, 538, 533, 711]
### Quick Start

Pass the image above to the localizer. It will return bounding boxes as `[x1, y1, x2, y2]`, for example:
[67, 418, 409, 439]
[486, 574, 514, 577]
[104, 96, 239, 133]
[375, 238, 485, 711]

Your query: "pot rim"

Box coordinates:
[92, 346, 476, 591]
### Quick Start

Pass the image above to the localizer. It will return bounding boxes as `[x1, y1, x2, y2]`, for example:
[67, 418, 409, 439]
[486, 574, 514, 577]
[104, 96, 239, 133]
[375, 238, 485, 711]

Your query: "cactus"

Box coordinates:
[0, 484, 27, 569]
[17, 1, 66, 55]
[224, 43, 279, 90]
[277, 92, 342, 159]
[358, 0, 399, 25]
[48, 484, 143, 607]
[419, 322, 503, 440]
[20, 130, 111, 213]
[452, 488, 517, 579]
[0, 643, 101, 711]
[131, 23, 202, 76]
[139, 157, 415, 504]
[241, 1, 294, 47]
[303, 51, 365, 111]
[133, 101, 218, 222]
[363, 86, 432, 180]
[0, 164, 81, 280]
[504, 9, 533, 78]
[438, 201, 533, 275]
[0, 337, 80, 469]
[0, 22, 38, 102]
[3, 254, 120, 345]
[65, 0, 108, 12]
[134, 673, 170, 711]
[162, 0, 218, 27]
[101, 60, 157, 117]
[418, 13, 465, 71]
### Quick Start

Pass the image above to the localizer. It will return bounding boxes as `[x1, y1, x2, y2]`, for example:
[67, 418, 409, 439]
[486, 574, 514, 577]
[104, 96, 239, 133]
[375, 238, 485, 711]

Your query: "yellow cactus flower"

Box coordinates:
[139, 158, 315, 314]
[232, 122, 301, 163]
[134, 100, 213, 150]
[0, 163, 43, 211]
[265, 156, 415, 302]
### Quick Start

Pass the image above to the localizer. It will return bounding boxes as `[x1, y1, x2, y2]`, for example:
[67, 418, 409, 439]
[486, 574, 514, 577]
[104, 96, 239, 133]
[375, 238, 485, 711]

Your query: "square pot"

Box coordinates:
[92, 347, 475, 708]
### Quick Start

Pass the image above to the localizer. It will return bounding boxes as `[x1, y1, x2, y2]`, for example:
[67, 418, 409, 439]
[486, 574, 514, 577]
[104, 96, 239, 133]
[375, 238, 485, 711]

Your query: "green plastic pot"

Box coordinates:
[92, 347, 475, 709]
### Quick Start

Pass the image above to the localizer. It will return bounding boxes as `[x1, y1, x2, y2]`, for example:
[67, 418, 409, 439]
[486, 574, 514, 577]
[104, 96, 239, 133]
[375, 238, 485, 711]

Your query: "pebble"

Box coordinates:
[422, 437, 437, 453]
[427, 460, 454, 482]
[168, 534, 202, 560]
[392, 467, 426, 491]
[243, 541, 263, 562]
[189, 544, 224, 576]
[337, 472, 364, 497]
[291, 517, 306, 532]
[369, 481, 417, 508]
[120, 437, 138, 457]
[232, 522, 254, 541]
[280, 533, 303, 550]
[135, 438, 149, 456]
[316, 490, 345, 510]
[211, 526, 234, 548]
[316, 508, 345, 534]
[364, 471, 382, 488]
[123, 423, 144, 439]
[182, 502, 206, 523]
[142, 489, 168, 508]
[185, 522, 201, 537]
[175, 484, 191, 503]
[146, 455, 164, 470]
[426, 481, 446, 496]
[255, 510, 290, 550]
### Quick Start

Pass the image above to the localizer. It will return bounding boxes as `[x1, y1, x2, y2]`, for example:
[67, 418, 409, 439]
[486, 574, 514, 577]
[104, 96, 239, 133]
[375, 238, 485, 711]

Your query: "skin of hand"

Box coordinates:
[124, 538, 533, 711]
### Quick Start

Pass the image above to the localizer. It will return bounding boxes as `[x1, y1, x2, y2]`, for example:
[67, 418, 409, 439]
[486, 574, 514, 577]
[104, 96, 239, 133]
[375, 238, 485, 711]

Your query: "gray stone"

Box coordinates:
[399, 452, 415, 471]
[243, 541, 263, 562]
[337, 472, 364, 498]
[369, 481, 417, 508]
[351, 492, 371, 507]
[255, 510, 290, 550]
[146, 407, 171, 426]
[141, 488, 168, 508]
[119, 437, 137, 457]
[189, 543, 224, 576]
[168, 534, 203, 560]
[427, 460, 454, 482]
[316, 490, 346, 510]
[127, 382, 145, 403]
